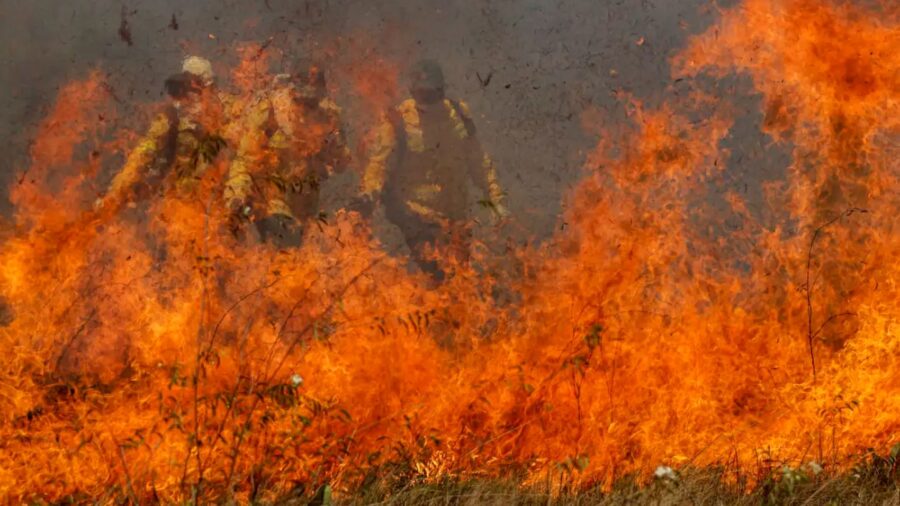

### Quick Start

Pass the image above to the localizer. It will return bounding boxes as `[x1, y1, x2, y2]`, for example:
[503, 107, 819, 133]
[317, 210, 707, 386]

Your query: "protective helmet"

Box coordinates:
[272, 73, 293, 87]
[164, 72, 204, 99]
[292, 62, 327, 101]
[409, 60, 445, 94]
[182, 56, 215, 86]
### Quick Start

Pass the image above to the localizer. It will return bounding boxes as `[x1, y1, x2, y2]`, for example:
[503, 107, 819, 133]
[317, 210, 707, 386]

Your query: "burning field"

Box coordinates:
[0, 0, 898, 503]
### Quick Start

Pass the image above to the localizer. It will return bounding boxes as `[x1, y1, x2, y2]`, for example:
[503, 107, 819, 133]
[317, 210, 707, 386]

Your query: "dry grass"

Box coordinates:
[272, 464, 900, 506]
[26, 465, 900, 504]
[325, 476, 899, 506]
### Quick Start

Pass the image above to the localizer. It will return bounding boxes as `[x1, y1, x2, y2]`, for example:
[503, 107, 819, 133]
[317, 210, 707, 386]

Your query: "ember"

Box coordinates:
[0, 0, 897, 503]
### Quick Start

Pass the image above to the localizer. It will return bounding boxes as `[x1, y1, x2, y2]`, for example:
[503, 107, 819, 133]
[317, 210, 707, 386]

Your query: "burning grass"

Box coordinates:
[38, 456, 900, 505]
[329, 461, 900, 506]
[2, 0, 899, 503]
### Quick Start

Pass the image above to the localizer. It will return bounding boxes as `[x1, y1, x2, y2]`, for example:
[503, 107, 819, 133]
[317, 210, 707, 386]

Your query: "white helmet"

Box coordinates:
[272, 73, 293, 87]
[182, 56, 214, 86]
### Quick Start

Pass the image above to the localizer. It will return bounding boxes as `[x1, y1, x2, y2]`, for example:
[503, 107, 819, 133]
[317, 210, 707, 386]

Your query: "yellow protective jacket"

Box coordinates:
[223, 89, 349, 220]
[102, 89, 232, 209]
[361, 97, 504, 222]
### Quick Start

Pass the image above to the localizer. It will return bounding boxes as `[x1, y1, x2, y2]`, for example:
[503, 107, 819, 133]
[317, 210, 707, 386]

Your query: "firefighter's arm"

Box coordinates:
[360, 114, 396, 199]
[328, 126, 352, 175]
[223, 99, 273, 214]
[223, 137, 253, 211]
[478, 153, 509, 218]
[223, 157, 253, 214]
[218, 92, 245, 147]
[97, 112, 172, 210]
[319, 100, 351, 175]
[457, 101, 509, 218]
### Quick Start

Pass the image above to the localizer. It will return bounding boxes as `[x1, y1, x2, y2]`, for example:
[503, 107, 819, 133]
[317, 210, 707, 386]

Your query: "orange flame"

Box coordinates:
[1, 0, 899, 502]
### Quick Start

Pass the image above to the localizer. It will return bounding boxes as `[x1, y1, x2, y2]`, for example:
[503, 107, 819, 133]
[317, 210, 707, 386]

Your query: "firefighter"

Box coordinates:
[224, 64, 349, 247]
[95, 56, 229, 212]
[356, 59, 509, 279]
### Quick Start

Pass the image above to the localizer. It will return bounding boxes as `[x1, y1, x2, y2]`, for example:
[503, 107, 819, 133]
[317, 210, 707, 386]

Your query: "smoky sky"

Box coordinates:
[0, 0, 760, 240]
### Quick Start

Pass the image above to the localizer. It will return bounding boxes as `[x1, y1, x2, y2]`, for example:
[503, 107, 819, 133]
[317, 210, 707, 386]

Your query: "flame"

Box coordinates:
[1, 0, 899, 502]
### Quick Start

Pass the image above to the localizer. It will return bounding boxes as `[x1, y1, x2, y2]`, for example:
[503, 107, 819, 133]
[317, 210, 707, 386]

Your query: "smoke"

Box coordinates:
[2, 1, 898, 499]
[1, 0, 730, 238]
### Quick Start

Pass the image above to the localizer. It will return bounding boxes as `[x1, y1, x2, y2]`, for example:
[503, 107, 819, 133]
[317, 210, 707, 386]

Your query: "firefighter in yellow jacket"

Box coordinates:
[95, 56, 231, 212]
[357, 59, 508, 278]
[224, 64, 349, 247]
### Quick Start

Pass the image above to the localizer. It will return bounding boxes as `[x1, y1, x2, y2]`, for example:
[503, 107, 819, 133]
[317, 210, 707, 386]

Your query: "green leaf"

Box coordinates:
[584, 323, 603, 350]
[310, 484, 332, 506]
[575, 455, 590, 471]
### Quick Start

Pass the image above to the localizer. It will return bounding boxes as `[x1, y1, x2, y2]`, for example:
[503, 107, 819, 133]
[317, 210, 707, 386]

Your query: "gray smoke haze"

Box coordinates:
[1, 0, 767, 242]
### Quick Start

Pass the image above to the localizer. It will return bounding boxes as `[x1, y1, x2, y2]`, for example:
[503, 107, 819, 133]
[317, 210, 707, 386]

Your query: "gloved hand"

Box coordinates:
[228, 198, 255, 220]
[226, 198, 256, 237]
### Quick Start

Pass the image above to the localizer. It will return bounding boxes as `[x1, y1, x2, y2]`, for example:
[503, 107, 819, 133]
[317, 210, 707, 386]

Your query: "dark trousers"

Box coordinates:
[384, 200, 471, 281]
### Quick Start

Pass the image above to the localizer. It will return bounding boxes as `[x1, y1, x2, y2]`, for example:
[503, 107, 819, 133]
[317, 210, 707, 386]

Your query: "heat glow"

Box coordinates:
[0, 0, 898, 502]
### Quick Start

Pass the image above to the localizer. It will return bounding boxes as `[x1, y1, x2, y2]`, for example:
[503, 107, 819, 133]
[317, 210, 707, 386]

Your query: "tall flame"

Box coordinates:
[1, 0, 898, 502]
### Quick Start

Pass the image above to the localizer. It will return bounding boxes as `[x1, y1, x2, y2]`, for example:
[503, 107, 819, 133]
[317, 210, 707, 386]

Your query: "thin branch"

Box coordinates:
[223, 253, 390, 491]
[266, 254, 389, 383]
[812, 312, 858, 340]
[116, 443, 140, 505]
[203, 276, 282, 359]
[53, 309, 98, 372]
[804, 207, 867, 383]
[183, 194, 215, 495]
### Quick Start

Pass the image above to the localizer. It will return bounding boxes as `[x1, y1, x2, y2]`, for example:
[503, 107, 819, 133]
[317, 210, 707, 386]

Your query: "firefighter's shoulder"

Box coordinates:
[442, 98, 475, 139]
[455, 100, 474, 120]
[395, 98, 421, 129]
[246, 93, 275, 124]
[146, 110, 175, 138]
[397, 98, 419, 114]
[436, 98, 474, 120]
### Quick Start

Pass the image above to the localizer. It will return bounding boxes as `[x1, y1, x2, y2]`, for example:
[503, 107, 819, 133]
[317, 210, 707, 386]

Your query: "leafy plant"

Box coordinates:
[197, 134, 227, 164]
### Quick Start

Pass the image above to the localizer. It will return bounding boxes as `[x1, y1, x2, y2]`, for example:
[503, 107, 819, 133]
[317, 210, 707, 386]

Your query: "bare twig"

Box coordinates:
[251, 36, 275, 61]
[811, 312, 857, 341]
[117, 443, 140, 505]
[804, 207, 867, 382]
[182, 195, 215, 496]
[203, 276, 282, 358]
[53, 308, 98, 372]
[223, 253, 390, 492]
